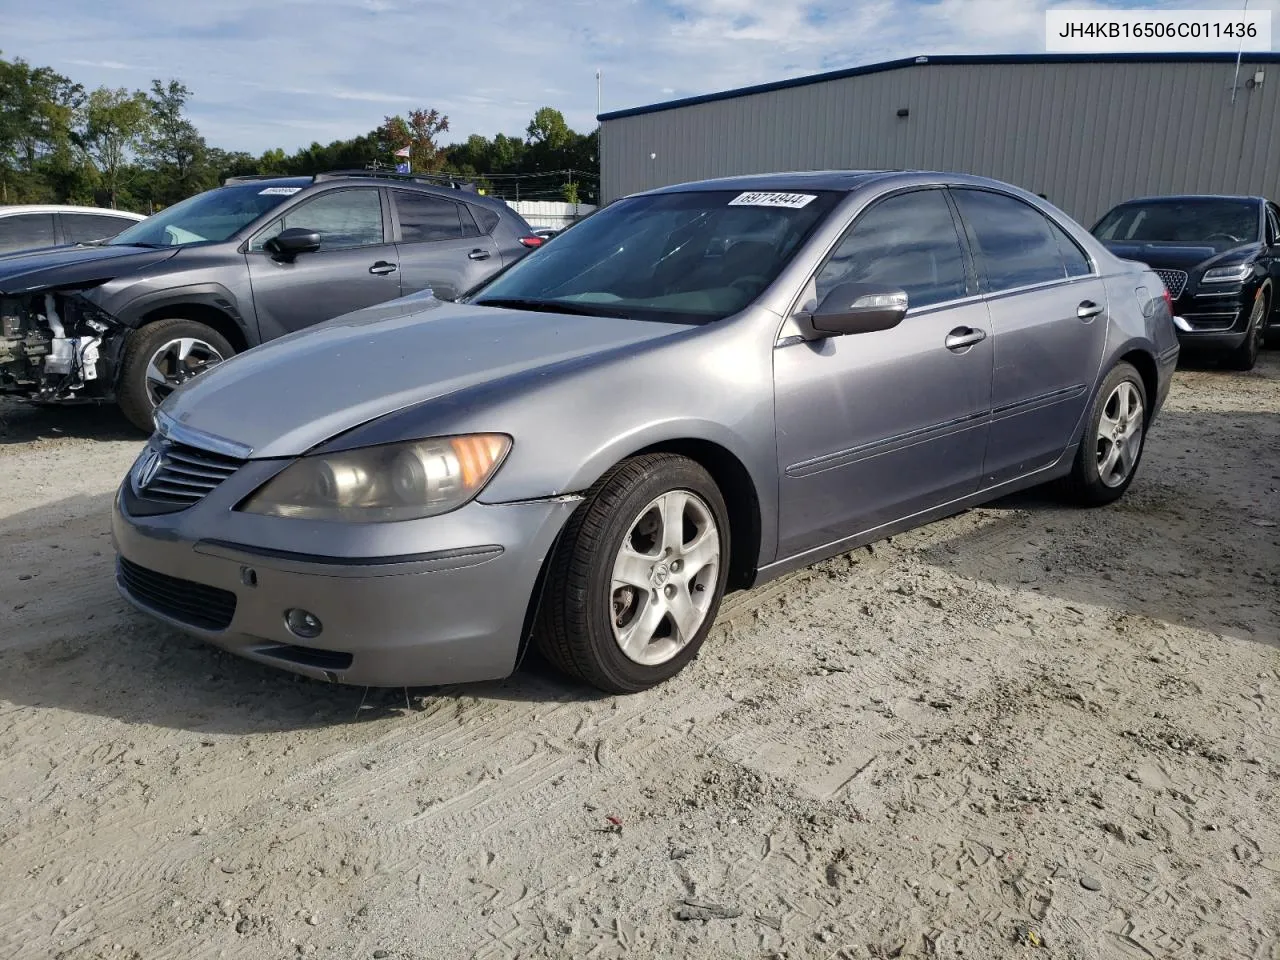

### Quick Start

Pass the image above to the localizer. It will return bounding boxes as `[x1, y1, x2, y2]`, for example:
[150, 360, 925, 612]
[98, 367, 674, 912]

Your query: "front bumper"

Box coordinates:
[111, 479, 577, 687]
[1170, 285, 1256, 350]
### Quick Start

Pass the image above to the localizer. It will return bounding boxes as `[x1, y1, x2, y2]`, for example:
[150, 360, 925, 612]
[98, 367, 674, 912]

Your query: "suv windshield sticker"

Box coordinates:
[728, 192, 816, 209]
[259, 186, 302, 196]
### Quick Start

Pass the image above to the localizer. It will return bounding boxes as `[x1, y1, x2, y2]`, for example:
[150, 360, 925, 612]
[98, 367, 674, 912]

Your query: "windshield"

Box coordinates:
[108, 182, 303, 248]
[1092, 198, 1261, 247]
[468, 189, 842, 323]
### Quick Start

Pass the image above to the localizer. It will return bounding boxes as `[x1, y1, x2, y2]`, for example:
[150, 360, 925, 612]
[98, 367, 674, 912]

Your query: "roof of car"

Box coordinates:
[222, 172, 519, 214]
[648, 171, 897, 194]
[0, 204, 146, 218]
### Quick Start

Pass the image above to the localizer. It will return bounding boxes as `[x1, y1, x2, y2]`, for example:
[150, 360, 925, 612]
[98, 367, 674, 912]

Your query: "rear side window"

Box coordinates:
[0, 213, 56, 253]
[470, 205, 501, 235]
[1047, 219, 1092, 277]
[393, 191, 463, 242]
[816, 189, 969, 309]
[62, 213, 135, 243]
[951, 189, 1066, 292]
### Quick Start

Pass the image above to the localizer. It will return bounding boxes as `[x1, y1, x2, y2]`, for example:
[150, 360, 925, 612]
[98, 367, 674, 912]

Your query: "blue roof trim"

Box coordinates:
[597, 52, 1280, 121]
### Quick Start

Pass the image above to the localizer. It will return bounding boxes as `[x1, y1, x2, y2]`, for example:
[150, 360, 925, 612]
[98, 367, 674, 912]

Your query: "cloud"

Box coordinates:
[3, 0, 1276, 154]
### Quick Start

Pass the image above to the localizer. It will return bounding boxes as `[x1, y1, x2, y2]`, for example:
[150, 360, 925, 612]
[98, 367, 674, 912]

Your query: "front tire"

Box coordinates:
[1061, 361, 1148, 506]
[117, 319, 234, 432]
[1224, 287, 1268, 372]
[536, 453, 730, 694]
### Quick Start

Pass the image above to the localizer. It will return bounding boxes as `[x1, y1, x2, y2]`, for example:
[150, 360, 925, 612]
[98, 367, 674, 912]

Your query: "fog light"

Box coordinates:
[285, 608, 323, 639]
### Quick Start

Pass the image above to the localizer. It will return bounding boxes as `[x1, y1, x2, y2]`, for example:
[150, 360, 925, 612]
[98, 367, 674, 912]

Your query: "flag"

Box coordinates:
[393, 145, 411, 158]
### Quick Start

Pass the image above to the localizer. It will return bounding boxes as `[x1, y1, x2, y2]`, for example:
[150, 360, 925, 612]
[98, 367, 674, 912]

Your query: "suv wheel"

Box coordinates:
[1224, 287, 1268, 371]
[117, 319, 234, 431]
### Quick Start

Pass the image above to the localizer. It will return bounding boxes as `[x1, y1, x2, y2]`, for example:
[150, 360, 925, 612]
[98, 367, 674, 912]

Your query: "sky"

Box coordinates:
[0, 0, 1276, 155]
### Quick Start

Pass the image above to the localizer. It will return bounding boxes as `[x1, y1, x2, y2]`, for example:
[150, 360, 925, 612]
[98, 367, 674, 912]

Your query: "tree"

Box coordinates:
[526, 106, 571, 150]
[144, 79, 206, 202]
[0, 53, 84, 201]
[79, 87, 151, 208]
[378, 108, 449, 173]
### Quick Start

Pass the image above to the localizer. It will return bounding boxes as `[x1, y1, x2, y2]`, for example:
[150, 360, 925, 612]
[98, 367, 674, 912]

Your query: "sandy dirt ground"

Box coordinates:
[0, 354, 1277, 960]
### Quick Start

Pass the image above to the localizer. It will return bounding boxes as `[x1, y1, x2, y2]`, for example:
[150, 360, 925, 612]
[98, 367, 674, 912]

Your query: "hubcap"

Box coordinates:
[1249, 293, 1266, 351]
[144, 337, 225, 408]
[1096, 380, 1144, 488]
[610, 490, 720, 666]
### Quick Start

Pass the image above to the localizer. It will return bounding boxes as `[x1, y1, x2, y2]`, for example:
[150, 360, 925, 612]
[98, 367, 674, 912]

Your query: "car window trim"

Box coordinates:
[244, 185, 389, 253]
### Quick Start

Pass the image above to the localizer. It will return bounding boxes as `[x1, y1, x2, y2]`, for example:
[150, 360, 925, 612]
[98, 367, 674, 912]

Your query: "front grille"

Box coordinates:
[1154, 268, 1188, 298]
[137, 440, 245, 506]
[118, 557, 237, 630]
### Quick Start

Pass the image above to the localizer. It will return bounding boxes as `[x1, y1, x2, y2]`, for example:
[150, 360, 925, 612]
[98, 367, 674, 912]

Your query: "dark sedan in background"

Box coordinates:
[1091, 194, 1280, 370]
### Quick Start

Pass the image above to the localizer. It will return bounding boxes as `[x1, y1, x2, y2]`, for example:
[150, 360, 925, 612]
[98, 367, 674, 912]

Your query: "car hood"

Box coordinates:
[0, 243, 179, 296]
[1098, 240, 1261, 273]
[161, 296, 693, 459]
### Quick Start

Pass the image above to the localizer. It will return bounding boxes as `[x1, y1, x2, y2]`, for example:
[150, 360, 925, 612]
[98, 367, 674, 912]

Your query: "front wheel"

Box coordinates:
[117, 319, 234, 432]
[536, 453, 730, 693]
[1224, 287, 1268, 371]
[1061, 361, 1148, 506]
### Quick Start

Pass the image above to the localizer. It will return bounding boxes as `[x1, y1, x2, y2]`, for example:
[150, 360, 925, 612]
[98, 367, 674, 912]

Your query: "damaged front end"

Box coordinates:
[0, 290, 126, 404]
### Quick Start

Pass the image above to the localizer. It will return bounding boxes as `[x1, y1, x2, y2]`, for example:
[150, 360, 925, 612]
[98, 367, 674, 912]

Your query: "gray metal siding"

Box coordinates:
[600, 61, 1280, 224]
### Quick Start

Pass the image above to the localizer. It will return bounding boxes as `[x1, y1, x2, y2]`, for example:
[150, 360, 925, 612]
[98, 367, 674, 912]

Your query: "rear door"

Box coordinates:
[772, 187, 993, 558]
[390, 190, 500, 301]
[1264, 203, 1280, 320]
[245, 187, 400, 341]
[949, 188, 1109, 486]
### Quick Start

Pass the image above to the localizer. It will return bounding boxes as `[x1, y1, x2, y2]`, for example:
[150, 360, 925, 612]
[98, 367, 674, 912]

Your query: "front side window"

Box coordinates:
[393, 191, 463, 243]
[1266, 205, 1280, 246]
[250, 189, 384, 252]
[952, 189, 1067, 292]
[1091, 198, 1262, 249]
[469, 189, 843, 324]
[110, 183, 300, 248]
[815, 189, 968, 309]
[0, 213, 56, 253]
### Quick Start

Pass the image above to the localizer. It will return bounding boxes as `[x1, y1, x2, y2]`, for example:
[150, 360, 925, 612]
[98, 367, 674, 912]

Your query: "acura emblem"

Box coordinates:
[133, 447, 163, 492]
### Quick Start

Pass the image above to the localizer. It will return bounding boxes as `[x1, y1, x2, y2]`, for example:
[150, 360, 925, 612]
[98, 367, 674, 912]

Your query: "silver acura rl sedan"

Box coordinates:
[112, 171, 1179, 693]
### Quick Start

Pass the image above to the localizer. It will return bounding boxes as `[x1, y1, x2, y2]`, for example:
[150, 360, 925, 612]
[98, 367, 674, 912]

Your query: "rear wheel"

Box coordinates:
[1224, 287, 1268, 371]
[117, 319, 234, 432]
[536, 453, 730, 693]
[1061, 361, 1148, 506]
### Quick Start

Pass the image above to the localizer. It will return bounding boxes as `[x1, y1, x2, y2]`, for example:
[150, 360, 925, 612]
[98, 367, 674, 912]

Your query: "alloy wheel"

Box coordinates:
[609, 490, 721, 666]
[1096, 380, 1145, 488]
[144, 337, 225, 408]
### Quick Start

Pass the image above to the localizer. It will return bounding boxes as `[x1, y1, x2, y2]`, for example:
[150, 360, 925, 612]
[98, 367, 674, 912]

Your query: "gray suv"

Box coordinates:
[0, 171, 542, 429]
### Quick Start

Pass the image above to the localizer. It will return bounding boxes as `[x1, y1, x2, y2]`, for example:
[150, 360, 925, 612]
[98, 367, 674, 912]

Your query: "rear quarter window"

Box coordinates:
[470, 205, 501, 235]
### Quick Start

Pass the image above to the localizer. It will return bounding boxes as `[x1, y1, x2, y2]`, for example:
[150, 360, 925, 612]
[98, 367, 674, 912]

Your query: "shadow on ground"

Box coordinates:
[0, 398, 142, 445]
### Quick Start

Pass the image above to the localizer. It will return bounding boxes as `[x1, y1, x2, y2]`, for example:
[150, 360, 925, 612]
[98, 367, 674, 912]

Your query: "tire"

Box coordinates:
[117, 319, 234, 432]
[535, 453, 731, 694]
[1224, 286, 1268, 372]
[1061, 361, 1149, 507]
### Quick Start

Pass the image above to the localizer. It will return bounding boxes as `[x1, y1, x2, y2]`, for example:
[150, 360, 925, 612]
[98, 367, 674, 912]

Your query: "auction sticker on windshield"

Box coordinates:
[728, 192, 817, 208]
[259, 187, 303, 195]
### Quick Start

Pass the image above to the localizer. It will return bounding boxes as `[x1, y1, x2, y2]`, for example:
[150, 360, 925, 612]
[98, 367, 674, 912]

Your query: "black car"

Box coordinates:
[0, 171, 543, 429]
[1091, 194, 1280, 370]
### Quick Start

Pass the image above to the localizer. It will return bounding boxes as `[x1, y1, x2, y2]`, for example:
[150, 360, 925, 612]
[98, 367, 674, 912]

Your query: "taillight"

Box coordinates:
[518, 235, 543, 248]
[1162, 288, 1173, 313]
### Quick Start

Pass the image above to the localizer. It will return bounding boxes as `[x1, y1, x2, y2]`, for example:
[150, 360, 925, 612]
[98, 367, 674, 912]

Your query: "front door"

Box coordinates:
[245, 187, 401, 341]
[949, 188, 1109, 485]
[773, 188, 994, 560]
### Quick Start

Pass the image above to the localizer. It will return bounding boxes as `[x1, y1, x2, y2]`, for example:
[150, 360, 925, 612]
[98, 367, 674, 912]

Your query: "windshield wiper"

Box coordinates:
[473, 297, 631, 319]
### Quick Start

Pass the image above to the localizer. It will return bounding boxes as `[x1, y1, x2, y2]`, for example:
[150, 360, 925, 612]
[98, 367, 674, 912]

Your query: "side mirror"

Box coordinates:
[805, 282, 909, 337]
[265, 227, 321, 260]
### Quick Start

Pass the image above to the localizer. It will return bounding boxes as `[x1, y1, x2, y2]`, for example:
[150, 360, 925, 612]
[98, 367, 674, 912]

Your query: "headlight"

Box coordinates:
[239, 434, 511, 522]
[1201, 263, 1253, 284]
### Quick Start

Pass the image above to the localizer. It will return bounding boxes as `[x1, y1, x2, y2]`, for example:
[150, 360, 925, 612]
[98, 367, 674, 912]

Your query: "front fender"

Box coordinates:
[104, 281, 249, 336]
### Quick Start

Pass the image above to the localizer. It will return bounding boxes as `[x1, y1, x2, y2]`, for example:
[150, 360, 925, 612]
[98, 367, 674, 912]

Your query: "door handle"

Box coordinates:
[944, 327, 987, 351]
[1077, 300, 1104, 320]
[468, 249, 491, 261]
[369, 261, 397, 275]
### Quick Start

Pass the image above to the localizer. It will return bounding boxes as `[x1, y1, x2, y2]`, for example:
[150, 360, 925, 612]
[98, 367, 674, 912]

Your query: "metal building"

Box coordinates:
[597, 53, 1280, 224]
